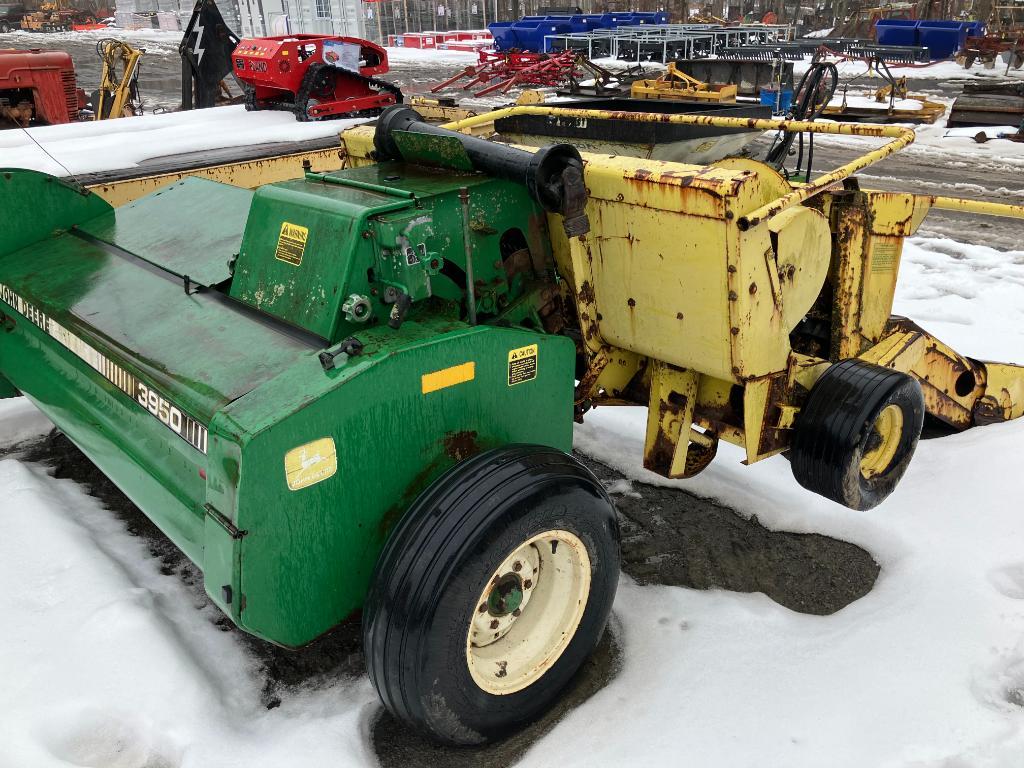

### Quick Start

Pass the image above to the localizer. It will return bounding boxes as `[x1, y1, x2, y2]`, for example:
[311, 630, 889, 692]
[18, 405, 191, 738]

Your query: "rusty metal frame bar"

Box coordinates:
[440, 106, 1024, 227]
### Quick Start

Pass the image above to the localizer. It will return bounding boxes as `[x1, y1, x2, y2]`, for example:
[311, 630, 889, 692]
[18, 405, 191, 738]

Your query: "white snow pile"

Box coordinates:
[2, 234, 1024, 766]
[385, 45, 479, 66]
[828, 93, 925, 111]
[0, 105, 367, 177]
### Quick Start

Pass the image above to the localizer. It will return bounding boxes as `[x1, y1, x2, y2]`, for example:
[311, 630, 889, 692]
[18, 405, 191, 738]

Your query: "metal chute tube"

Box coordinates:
[374, 105, 589, 233]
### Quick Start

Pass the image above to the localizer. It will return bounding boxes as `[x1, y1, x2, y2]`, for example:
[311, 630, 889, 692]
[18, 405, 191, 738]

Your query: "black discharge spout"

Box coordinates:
[373, 105, 590, 238]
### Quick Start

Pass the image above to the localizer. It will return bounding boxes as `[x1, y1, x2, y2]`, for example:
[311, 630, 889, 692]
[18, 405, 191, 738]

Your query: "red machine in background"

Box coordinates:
[0, 48, 79, 128]
[233, 34, 402, 121]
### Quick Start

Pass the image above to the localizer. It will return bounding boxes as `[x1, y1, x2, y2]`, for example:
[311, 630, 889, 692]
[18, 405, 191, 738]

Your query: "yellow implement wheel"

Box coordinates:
[790, 359, 924, 510]
[466, 530, 591, 695]
[860, 404, 905, 479]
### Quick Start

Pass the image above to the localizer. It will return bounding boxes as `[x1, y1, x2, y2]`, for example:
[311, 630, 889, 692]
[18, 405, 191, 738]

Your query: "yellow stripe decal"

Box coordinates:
[422, 362, 476, 394]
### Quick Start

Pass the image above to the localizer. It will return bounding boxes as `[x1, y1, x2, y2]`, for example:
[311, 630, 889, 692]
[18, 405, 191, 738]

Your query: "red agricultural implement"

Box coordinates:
[233, 34, 402, 121]
[0, 48, 79, 128]
[431, 49, 579, 97]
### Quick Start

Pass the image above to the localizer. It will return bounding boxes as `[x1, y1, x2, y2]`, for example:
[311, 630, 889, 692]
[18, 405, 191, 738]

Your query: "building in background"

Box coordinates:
[114, 0, 243, 31]
[235, 0, 365, 37]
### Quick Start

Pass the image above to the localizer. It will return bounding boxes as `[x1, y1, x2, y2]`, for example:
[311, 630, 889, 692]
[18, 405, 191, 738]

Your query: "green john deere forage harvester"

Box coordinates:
[4, 104, 1024, 745]
[0, 109, 619, 745]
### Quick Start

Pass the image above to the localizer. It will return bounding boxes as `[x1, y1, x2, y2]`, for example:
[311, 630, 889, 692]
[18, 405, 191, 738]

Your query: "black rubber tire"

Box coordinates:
[362, 444, 620, 745]
[790, 359, 924, 511]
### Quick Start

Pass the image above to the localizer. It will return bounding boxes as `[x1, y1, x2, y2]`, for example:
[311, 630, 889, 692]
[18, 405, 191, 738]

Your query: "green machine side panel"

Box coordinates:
[213, 321, 575, 647]
[0, 315, 208, 562]
[0, 231, 315, 424]
[229, 180, 413, 341]
[78, 177, 254, 286]
[0, 169, 111, 258]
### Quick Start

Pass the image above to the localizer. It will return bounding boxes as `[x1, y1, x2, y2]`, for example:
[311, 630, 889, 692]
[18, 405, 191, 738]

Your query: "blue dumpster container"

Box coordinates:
[875, 18, 919, 46]
[963, 20, 986, 37]
[488, 21, 519, 51]
[918, 20, 970, 59]
[510, 20, 572, 52]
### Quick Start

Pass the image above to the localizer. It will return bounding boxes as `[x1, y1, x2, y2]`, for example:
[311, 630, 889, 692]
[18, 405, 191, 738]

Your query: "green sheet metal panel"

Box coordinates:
[0, 169, 112, 258]
[0, 314, 209, 562]
[215, 319, 575, 647]
[77, 177, 254, 287]
[0, 231, 316, 424]
[229, 178, 413, 342]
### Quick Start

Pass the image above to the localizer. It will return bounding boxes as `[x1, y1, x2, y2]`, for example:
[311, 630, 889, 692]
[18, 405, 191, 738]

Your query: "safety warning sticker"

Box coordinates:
[871, 241, 900, 274]
[275, 221, 309, 266]
[508, 344, 538, 386]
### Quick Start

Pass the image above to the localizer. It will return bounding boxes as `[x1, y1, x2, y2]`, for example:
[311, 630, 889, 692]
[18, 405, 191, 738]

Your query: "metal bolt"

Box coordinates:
[728, 291, 738, 301]
[512, 561, 522, 572]
[512, 608, 522, 617]
[490, 619, 499, 629]
[523, 579, 533, 589]
[478, 603, 487, 613]
[731, 327, 740, 335]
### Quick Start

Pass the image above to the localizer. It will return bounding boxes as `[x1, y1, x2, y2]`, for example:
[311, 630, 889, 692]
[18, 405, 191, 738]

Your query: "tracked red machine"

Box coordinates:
[233, 34, 402, 121]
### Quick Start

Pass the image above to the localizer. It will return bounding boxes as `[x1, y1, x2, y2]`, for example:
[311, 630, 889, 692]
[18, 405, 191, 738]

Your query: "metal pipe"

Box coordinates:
[926, 195, 1024, 220]
[459, 187, 477, 326]
[440, 107, 917, 230]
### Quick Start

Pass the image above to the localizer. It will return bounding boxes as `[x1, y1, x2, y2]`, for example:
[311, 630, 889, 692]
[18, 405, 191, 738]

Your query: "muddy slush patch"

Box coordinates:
[581, 457, 881, 616]
[13, 431, 880, 767]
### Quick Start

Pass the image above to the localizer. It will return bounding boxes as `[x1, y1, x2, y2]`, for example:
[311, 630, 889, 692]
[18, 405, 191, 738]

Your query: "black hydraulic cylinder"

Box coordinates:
[374, 105, 590, 236]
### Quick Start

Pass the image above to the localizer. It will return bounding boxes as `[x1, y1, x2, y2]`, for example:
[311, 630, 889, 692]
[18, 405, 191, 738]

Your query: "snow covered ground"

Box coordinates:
[2, 232, 1024, 767]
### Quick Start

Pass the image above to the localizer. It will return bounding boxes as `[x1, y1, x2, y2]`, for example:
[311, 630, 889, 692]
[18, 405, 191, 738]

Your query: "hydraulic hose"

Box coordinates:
[765, 60, 839, 177]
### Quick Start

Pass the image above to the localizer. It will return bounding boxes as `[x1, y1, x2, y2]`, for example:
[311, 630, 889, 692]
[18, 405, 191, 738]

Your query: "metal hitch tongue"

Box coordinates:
[373, 105, 590, 237]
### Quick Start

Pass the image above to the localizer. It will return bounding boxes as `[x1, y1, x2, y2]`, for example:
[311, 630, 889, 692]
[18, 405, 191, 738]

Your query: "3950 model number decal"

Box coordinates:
[0, 283, 209, 454]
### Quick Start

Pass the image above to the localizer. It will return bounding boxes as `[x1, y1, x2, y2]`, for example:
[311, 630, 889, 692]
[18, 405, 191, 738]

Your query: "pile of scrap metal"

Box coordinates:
[630, 62, 739, 102]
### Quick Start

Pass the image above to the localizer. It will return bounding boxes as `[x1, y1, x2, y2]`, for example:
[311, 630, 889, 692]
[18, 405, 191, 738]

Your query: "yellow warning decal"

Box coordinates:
[285, 437, 338, 491]
[871, 240, 900, 274]
[422, 362, 475, 394]
[508, 344, 538, 386]
[275, 221, 309, 266]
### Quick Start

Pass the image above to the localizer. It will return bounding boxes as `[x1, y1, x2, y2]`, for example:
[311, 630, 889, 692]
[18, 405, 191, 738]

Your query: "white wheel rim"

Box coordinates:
[466, 529, 591, 695]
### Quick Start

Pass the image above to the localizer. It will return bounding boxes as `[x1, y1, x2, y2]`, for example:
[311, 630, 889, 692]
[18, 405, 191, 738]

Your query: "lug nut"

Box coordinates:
[512, 561, 522, 572]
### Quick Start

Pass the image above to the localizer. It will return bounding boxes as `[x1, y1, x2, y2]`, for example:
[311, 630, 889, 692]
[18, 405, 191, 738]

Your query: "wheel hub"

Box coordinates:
[860, 403, 904, 479]
[466, 530, 591, 695]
